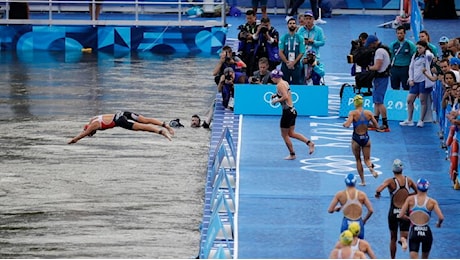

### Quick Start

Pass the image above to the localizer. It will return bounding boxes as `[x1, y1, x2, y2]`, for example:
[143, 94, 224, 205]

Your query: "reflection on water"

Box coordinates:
[0, 50, 218, 258]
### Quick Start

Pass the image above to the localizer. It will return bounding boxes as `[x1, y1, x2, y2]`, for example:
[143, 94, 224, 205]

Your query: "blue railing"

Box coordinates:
[198, 94, 239, 259]
[0, 0, 227, 26]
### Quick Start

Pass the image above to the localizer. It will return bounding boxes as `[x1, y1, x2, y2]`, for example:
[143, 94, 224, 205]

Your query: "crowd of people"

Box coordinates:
[209, 10, 457, 258]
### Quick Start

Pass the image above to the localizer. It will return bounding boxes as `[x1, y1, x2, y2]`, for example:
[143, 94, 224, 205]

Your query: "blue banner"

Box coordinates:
[234, 84, 329, 116]
[339, 86, 429, 122]
[410, 0, 423, 42]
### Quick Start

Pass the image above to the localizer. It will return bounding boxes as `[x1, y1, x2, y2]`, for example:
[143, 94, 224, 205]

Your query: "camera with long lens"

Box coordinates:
[225, 51, 236, 63]
[225, 72, 232, 81]
[259, 26, 268, 34]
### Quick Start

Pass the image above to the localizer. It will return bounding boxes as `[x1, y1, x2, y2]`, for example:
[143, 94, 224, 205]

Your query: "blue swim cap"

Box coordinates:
[417, 178, 430, 192]
[345, 173, 357, 186]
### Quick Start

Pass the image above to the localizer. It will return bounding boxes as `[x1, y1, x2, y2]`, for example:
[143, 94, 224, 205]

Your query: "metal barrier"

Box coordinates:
[0, 0, 226, 27]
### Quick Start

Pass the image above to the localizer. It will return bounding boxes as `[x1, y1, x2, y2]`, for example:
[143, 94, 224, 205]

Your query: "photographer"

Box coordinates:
[302, 50, 325, 85]
[348, 32, 371, 75]
[217, 67, 236, 110]
[213, 45, 247, 85]
[237, 10, 258, 77]
[249, 57, 273, 84]
[253, 17, 280, 71]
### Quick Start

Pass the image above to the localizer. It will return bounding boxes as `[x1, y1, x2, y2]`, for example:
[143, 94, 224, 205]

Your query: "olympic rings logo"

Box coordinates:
[299, 155, 380, 177]
[263, 91, 299, 108]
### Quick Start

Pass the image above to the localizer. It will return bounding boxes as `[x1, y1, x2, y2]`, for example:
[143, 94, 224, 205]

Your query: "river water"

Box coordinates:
[0, 50, 218, 258]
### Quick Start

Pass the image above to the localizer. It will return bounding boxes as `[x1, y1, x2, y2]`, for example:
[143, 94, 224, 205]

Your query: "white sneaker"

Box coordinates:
[285, 16, 293, 22]
[315, 18, 327, 24]
[417, 120, 424, 127]
[399, 120, 414, 126]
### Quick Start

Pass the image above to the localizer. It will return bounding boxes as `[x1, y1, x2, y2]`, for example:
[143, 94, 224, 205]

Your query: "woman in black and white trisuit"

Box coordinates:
[270, 69, 315, 160]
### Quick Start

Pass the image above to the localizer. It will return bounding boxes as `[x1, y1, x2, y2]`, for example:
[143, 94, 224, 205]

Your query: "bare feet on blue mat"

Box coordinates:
[399, 237, 408, 251]
[284, 154, 296, 160]
[307, 141, 315, 154]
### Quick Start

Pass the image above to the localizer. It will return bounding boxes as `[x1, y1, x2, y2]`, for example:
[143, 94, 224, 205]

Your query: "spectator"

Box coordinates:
[302, 50, 325, 85]
[285, 0, 305, 21]
[253, 17, 280, 71]
[296, 10, 326, 59]
[439, 36, 454, 59]
[213, 45, 247, 85]
[278, 17, 305, 85]
[439, 58, 460, 82]
[252, 0, 268, 18]
[327, 173, 374, 239]
[450, 57, 460, 72]
[375, 159, 417, 259]
[366, 35, 392, 132]
[389, 25, 417, 90]
[309, 0, 327, 24]
[249, 57, 273, 84]
[419, 30, 439, 58]
[398, 178, 444, 259]
[217, 67, 236, 110]
[237, 10, 258, 77]
[400, 41, 436, 128]
[446, 106, 460, 187]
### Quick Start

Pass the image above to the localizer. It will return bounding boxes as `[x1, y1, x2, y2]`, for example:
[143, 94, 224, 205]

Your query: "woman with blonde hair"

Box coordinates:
[343, 95, 380, 185]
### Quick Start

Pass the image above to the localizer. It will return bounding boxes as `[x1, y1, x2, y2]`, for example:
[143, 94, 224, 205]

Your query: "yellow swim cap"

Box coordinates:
[340, 230, 354, 246]
[348, 221, 360, 237]
[353, 95, 363, 107]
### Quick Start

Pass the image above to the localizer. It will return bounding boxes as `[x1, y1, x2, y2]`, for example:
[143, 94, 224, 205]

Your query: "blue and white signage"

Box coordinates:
[339, 86, 429, 122]
[234, 84, 329, 116]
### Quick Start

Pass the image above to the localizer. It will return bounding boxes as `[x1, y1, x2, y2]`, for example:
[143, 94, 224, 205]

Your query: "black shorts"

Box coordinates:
[280, 107, 297, 128]
[408, 225, 433, 253]
[114, 111, 140, 130]
[388, 207, 410, 232]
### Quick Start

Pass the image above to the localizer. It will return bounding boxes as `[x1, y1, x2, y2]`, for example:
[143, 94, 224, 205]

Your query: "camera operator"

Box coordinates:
[249, 57, 273, 84]
[302, 50, 325, 85]
[348, 32, 370, 75]
[253, 17, 280, 71]
[217, 67, 236, 110]
[238, 10, 258, 77]
[213, 45, 247, 85]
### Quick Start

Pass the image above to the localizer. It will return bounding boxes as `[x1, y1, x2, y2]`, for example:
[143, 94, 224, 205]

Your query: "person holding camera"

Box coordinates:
[217, 67, 236, 110]
[296, 11, 326, 59]
[302, 50, 325, 85]
[249, 57, 273, 84]
[253, 17, 280, 71]
[348, 32, 369, 74]
[278, 17, 305, 85]
[366, 35, 392, 132]
[213, 45, 247, 85]
[238, 10, 259, 77]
